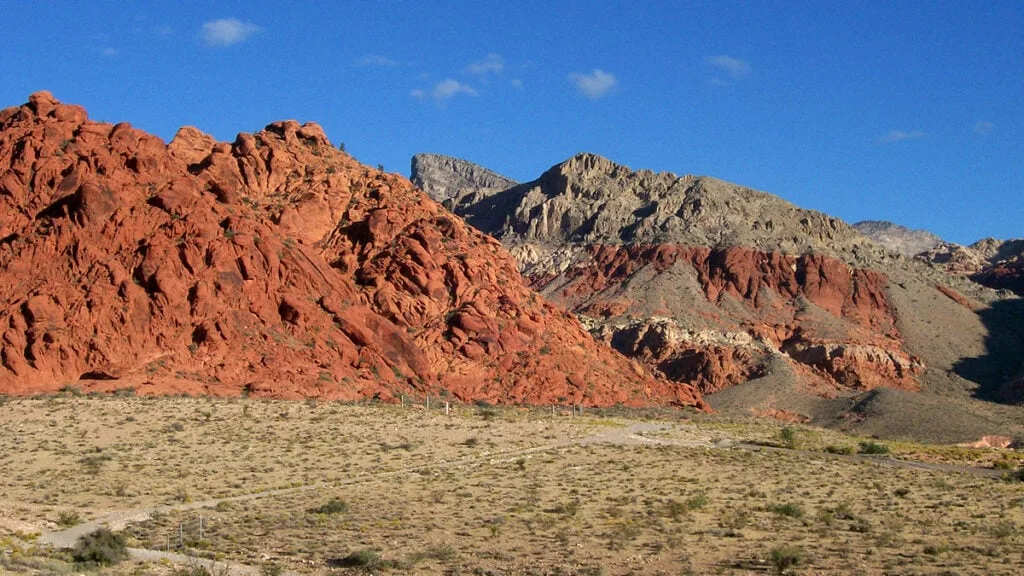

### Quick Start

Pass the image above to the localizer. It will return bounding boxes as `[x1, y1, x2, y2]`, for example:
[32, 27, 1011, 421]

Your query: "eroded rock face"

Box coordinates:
[853, 220, 943, 257]
[410, 153, 517, 210]
[416, 152, 938, 398]
[918, 239, 1024, 296]
[0, 92, 705, 409]
[536, 245, 922, 392]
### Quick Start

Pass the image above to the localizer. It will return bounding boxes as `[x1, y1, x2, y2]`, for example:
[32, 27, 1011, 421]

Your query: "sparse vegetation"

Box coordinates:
[769, 544, 804, 575]
[309, 497, 348, 515]
[2, 397, 1022, 575]
[858, 440, 891, 455]
[72, 528, 128, 566]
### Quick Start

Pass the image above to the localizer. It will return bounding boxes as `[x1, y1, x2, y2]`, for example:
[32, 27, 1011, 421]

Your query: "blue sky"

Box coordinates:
[1, 1, 1020, 244]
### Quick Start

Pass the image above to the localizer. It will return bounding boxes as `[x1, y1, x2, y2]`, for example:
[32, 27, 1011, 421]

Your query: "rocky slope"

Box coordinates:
[853, 220, 943, 256]
[413, 152, 1024, 437]
[918, 239, 1024, 296]
[410, 154, 516, 211]
[0, 92, 706, 409]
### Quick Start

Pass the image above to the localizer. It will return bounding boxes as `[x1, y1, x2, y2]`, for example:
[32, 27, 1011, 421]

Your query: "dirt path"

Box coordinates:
[35, 421, 1003, 574]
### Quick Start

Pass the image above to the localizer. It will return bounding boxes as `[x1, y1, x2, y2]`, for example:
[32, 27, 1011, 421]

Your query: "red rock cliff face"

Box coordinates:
[533, 244, 921, 393]
[0, 92, 705, 409]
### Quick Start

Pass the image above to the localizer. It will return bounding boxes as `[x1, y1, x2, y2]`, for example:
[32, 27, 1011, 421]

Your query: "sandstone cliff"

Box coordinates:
[0, 92, 705, 409]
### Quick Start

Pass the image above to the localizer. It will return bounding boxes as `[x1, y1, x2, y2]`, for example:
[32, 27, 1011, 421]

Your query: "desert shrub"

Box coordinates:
[779, 426, 798, 449]
[333, 549, 381, 568]
[769, 545, 804, 575]
[260, 562, 284, 576]
[57, 510, 82, 527]
[463, 436, 479, 447]
[825, 444, 855, 455]
[768, 503, 804, 518]
[310, 498, 348, 515]
[858, 441, 891, 455]
[72, 528, 128, 566]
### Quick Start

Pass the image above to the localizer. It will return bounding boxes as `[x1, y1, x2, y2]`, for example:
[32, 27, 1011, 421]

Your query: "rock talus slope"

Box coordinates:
[0, 92, 705, 408]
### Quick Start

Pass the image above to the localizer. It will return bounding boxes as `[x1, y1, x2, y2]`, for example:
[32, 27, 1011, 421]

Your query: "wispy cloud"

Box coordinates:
[707, 55, 751, 79]
[467, 53, 504, 75]
[973, 121, 994, 136]
[880, 130, 927, 143]
[100, 47, 118, 57]
[568, 69, 617, 99]
[510, 78, 523, 89]
[199, 18, 260, 47]
[412, 79, 477, 102]
[356, 54, 399, 67]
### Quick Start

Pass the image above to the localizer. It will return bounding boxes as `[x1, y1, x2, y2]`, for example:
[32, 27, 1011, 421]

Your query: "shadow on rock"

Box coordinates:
[954, 297, 1024, 404]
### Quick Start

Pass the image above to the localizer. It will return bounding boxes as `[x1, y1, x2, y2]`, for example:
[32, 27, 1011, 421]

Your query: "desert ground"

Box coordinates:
[1, 393, 1023, 575]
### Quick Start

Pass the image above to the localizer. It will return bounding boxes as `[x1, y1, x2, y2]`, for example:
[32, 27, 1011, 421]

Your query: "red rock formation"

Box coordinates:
[534, 244, 921, 392]
[972, 259, 1024, 296]
[0, 92, 706, 409]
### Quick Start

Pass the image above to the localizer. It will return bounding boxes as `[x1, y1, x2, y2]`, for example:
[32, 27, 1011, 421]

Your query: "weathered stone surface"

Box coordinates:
[413, 153, 944, 398]
[0, 93, 705, 409]
[853, 220, 943, 257]
[410, 153, 517, 210]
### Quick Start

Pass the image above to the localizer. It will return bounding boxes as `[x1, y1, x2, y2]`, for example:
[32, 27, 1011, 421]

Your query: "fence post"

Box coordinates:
[445, 401, 450, 416]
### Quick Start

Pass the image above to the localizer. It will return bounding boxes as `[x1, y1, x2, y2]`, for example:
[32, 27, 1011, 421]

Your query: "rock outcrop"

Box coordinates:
[853, 220, 943, 257]
[0, 92, 706, 409]
[410, 153, 517, 211]
[918, 239, 1024, 295]
[414, 152, 1024, 421]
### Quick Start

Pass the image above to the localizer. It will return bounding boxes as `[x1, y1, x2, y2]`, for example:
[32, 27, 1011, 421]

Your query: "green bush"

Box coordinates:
[310, 498, 348, 515]
[334, 549, 381, 568]
[858, 441, 891, 455]
[779, 427, 798, 449]
[824, 444, 855, 455]
[769, 545, 804, 575]
[72, 528, 128, 566]
[768, 503, 804, 518]
[57, 510, 82, 527]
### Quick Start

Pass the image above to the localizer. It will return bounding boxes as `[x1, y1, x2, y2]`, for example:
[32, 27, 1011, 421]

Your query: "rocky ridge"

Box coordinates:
[0, 92, 705, 409]
[853, 220, 943, 257]
[918, 239, 1024, 296]
[410, 153, 517, 211]
[412, 152, 1024, 427]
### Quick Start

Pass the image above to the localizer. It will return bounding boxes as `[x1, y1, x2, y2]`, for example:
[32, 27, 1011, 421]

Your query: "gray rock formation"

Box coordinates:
[853, 220, 943, 256]
[408, 150, 1024, 440]
[410, 153, 517, 210]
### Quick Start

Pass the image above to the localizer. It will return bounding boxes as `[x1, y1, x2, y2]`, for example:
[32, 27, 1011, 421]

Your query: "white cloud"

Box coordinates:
[432, 79, 477, 100]
[973, 121, 994, 136]
[568, 69, 617, 99]
[706, 55, 751, 79]
[412, 80, 477, 102]
[880, 130, 927, 143]
[467, 53, 505, 75]
[510, 78, 523, 89]
[356, 54, 399, 67]
[199, 18, 260, 47]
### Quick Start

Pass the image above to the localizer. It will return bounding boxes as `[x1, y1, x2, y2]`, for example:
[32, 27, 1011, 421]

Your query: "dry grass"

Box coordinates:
[2, 395, 1023, 575]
